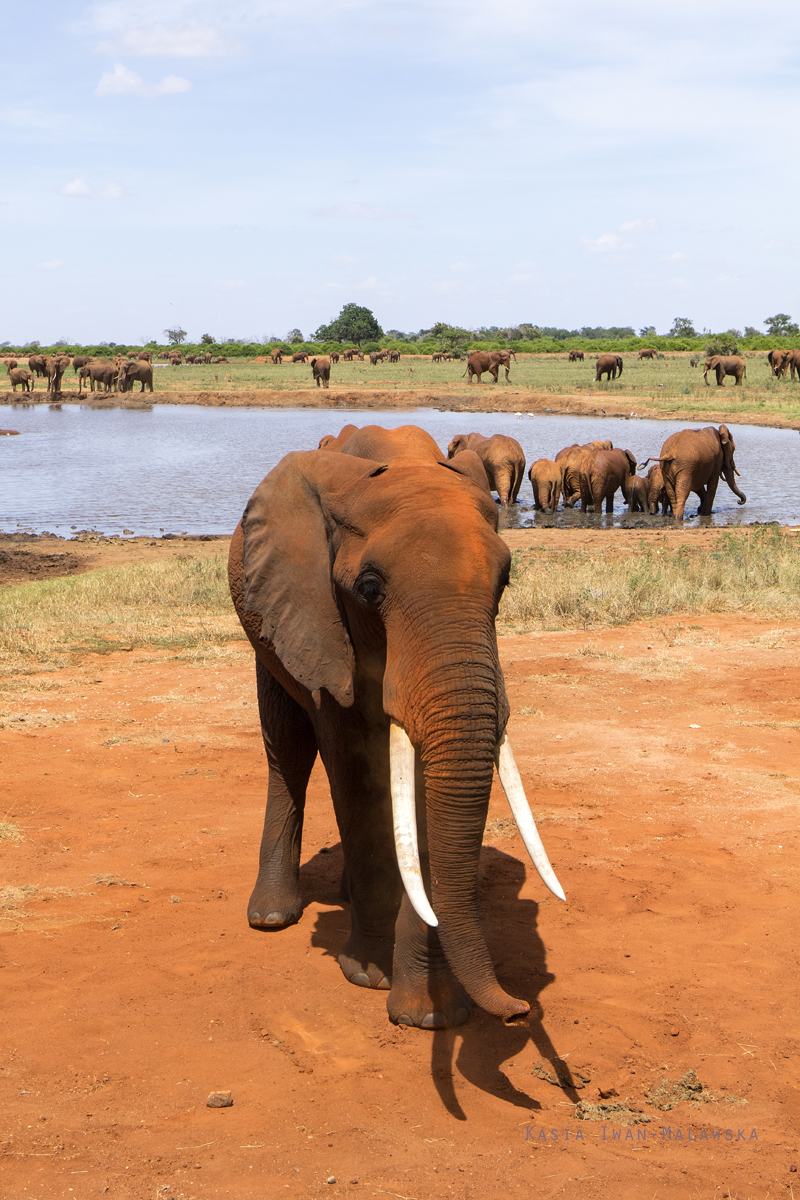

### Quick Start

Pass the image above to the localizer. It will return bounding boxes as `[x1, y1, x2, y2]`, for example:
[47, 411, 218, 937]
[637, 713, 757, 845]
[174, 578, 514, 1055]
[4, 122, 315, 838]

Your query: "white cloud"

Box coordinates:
[60, 177, 91, 197]
[619, 219, 657, 233]
[95, 64, 191, 97]
[99, 183, 125, 198]
[581, 233, 634, 253]
[95, 24, 242, 57]
[662, 251, 688, 261]
[314, 203, 414, 222]
[38, 259, 65, 270]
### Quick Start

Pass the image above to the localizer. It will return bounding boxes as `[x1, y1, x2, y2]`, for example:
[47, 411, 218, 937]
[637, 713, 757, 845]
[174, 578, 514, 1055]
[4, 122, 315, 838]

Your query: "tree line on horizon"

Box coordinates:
[4, 306, 798, 360]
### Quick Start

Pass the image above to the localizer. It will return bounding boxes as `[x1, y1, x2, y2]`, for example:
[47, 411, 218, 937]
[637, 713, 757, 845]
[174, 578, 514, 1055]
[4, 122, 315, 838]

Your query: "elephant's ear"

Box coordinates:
[624, 449, 637, 474]
[718, 424, 732, 446]
[241, 450, 380, 708]
[441, 449, 490, 493]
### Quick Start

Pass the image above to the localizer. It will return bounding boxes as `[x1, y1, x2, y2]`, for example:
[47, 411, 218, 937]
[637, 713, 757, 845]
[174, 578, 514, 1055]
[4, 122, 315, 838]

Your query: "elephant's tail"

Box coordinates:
[638, 455, 673, 471]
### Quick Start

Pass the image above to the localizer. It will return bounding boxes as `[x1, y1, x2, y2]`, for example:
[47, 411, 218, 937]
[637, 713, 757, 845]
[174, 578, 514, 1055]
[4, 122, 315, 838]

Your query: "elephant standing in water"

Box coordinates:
[579, 448, 637, 514]
[640, 425, 746, 519]
[555, 440, 613, 507]
[447, 432, 525, 504]
[229, 425, 564, 1030]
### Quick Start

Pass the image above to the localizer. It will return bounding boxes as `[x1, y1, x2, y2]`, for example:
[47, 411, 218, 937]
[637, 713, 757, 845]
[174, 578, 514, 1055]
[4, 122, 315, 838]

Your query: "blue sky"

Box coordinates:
[3, 0, 799, 343]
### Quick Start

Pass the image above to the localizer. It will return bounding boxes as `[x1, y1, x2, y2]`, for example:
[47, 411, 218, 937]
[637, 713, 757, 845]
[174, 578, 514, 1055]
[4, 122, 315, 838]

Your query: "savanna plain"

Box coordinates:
[8, 352, 800, 427]
[2, 519, 799, 1200]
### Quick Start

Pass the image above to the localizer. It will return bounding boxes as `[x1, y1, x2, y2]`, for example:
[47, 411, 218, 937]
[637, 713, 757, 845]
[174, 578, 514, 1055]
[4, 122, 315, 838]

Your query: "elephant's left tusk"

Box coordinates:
[495, 734, 566, 902]
[389, 720, 438, 928]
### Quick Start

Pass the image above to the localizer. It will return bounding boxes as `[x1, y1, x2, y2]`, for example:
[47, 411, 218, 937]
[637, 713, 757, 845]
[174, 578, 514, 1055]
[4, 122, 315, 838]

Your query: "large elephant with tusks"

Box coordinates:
[228, 424, 564, 1030]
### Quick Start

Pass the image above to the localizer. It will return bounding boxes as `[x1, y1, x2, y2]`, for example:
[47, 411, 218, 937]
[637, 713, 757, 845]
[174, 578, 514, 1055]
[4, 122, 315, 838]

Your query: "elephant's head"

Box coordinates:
[446, 434, 472, 458]
[718, 425, 747, 505]
[240, 450, 563, 1023]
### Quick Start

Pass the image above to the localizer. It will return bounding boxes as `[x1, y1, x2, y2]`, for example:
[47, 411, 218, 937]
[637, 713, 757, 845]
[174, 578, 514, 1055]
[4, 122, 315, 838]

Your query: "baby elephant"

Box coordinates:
[528, 458, 564, 513]
[622, 474, 647, 512]
[310, 356, 331, 389]
[7, 367, 33, 392]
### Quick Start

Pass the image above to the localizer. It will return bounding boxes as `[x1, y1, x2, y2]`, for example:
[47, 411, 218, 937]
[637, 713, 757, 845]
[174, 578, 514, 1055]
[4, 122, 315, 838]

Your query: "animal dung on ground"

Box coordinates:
[206, 1090, 233, 1108]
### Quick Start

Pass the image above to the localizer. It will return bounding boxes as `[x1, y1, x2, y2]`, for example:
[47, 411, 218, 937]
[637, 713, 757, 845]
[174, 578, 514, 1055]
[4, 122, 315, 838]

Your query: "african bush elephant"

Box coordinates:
[369, 351, 381, 365]
[767, 349, 792, 378]
[310, 355, 330, 388]
[555, 441, 614, 507]
[703, 355, 746, 387]
[329, 352, 340, 364]
[389, 350, 400, 363]
[291, 352, 309, 363]
[28, 355, 48, 377]
[318, 424, 359, 451]
[622, 474, 647, 511]
[528, 458, 564, 513]
[595, 354, 623, 381]
[637, 348, 657, 360]
[118, 359, 154, 393]
[228, 431, 564, 1030]
[7, 366, 33, 392]
[466, 351, 510, 384]
[270, 348, 283, 364]
[568, 349, 584, 362]
[579, 448, 637, 514]
[639, 425, 746, 520]
[79, 362, 118, 393]
[644, 464, 669, 515]
[71, 356, 89, 373]
[46, 355, 70, 395]
[139, 350, 153, 363]
[784, 349, 800, 381]
[447, 432, 525, 504]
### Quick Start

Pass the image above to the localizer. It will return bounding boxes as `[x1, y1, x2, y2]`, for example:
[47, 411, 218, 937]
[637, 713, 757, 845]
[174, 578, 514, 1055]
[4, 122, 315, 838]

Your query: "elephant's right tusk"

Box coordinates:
[389, 720, 438, 928]
[495, 734, 566, 902]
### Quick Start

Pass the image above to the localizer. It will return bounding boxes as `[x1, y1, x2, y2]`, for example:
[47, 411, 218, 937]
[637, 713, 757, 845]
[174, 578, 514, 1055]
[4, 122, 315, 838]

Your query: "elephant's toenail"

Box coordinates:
[350, 971, 371, 987]
[264, 912, 285, 924]
[377, 975, 391, 990]
[453, 1007, 470, 1026]
[421, 1012, 447, 1029]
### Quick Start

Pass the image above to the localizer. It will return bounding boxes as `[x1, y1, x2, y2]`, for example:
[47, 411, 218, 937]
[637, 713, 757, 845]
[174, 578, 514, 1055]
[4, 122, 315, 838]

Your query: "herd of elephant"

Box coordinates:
[431, 425, 745, 521]
[3, 351, 155, 395]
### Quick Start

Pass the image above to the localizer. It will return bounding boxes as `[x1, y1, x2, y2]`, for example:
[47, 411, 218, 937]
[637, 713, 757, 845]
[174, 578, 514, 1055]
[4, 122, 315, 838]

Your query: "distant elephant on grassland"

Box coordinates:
[622, 474, 647, 511]
[46, 355, 70, 394]
[639, 425, 746, 520]
[466, 351, 510, 384]
[595, 354, 623, 381]
[270, 348, 283, 364]
[555, 440, 614, 507]
[310, 356, 331, 388]
[291, 352, 309, 363]
[644, 464, 670, 514]
[528, 458, 564, 513]
[389, 350, 400, 363]
[7, 367, 33, 392]
[202, 352, 212, 364]
[787, 349, 800, 380]
[703, 355, 745, 387]
[637, 348, 657, 360]
[139, 350, 153, 363]
[767, 349, 792, 378]
[79, 362, 117, 393]
[369, 351, 381, 365]
[228, 425, 564, 1029]
[329, 352, 340, 364]
[118, 360, 154, 393]
[447, 432, 525, 504]
[579, 448, 637, 514]
[71, 356, 89, 373]
[568, 349, 584, 362]
[29, 355, 48, 377]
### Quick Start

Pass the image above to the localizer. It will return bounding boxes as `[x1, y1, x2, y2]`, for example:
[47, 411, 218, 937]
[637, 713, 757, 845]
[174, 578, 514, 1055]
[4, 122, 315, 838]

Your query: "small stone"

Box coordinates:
[206, 1091, 233, 1108]
[670, 1027, 680, 1037]
[327, 1176, 337, 1185]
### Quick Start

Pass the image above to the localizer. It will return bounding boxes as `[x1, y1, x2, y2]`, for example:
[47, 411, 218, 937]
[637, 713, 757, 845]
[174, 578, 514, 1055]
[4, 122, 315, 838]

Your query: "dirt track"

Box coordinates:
[2, 530, 800, 1198]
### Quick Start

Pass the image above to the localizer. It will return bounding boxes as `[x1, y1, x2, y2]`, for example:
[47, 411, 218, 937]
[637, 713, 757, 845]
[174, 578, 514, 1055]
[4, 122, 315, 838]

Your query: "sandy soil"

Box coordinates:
[2, 530, 799, 1198]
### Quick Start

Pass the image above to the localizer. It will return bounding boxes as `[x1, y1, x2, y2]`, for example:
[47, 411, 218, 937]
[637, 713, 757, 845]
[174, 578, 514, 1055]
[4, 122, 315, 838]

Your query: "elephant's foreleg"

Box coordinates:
[247, 661, 318, 930]
[387, 896, 470, 1029]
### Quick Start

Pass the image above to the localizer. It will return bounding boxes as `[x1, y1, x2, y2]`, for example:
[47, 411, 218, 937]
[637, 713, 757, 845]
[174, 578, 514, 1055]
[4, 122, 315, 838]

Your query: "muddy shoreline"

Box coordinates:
[4, 386, 800, 430]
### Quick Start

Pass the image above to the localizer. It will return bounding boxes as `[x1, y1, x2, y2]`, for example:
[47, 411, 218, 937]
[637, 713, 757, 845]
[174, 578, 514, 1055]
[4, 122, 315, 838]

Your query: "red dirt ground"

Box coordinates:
[2, 541, 799, 1199]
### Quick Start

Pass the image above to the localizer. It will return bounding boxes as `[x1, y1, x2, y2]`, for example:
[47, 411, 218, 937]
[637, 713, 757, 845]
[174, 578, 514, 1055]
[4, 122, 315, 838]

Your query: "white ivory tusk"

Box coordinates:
[495, 734, 566, 902]
[389, 720, 438, 927]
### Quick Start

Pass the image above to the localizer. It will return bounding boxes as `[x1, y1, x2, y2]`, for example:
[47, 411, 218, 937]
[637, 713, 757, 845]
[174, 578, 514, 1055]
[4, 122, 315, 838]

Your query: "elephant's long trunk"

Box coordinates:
[723, 466, 747, 505]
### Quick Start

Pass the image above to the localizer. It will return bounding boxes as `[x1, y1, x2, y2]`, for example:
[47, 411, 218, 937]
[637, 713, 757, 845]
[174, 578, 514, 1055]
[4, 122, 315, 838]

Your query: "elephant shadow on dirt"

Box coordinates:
[302, 844, 581, 1120]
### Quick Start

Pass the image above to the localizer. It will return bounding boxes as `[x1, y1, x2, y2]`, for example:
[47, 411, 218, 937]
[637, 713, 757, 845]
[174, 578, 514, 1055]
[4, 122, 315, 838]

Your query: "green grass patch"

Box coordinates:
[500, 526, 800, 631]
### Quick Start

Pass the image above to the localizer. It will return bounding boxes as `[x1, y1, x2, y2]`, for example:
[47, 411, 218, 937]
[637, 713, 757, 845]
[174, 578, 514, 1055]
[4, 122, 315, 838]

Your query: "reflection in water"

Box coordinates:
[1, 404, 798, 536]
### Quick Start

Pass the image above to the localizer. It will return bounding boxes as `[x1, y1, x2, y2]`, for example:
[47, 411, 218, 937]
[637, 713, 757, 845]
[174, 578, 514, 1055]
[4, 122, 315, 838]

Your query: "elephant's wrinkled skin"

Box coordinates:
[229, 427, 562, 1029]
[595, 354, 623, 381]
[579, 448, 637, 514]
[447, 432, 525, 504]
[640, 425, 746, 520]
[555, 440, 613, 507]
[528, 458, 564, 513]
[644, 464, 670, 515]
[703, 355, 746, 387]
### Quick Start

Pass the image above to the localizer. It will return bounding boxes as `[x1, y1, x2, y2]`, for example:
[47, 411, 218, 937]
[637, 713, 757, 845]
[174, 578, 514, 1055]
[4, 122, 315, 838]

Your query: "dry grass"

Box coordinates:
[0, 555, 244, 675]
[500, 527, 800, 632]
[0, 820, 23, 843]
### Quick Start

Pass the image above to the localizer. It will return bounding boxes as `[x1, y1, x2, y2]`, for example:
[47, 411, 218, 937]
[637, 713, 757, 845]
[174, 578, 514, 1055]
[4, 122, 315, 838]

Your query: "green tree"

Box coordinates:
[764, 313, 799, 337]
[668, 317, 697, 338]
[639, 325, 656, 338]
[286, 328, 304, 344]
[200, 333, 214, 345]
[314, 303, 382, 347]
[431, 323, 472, 355]
[744, 325, 761, 337]
[164, 326, 187, 345]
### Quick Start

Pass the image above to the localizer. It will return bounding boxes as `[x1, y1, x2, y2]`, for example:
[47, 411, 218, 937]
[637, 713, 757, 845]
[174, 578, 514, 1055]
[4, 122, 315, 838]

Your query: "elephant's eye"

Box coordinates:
[356, 571, 385, 606]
